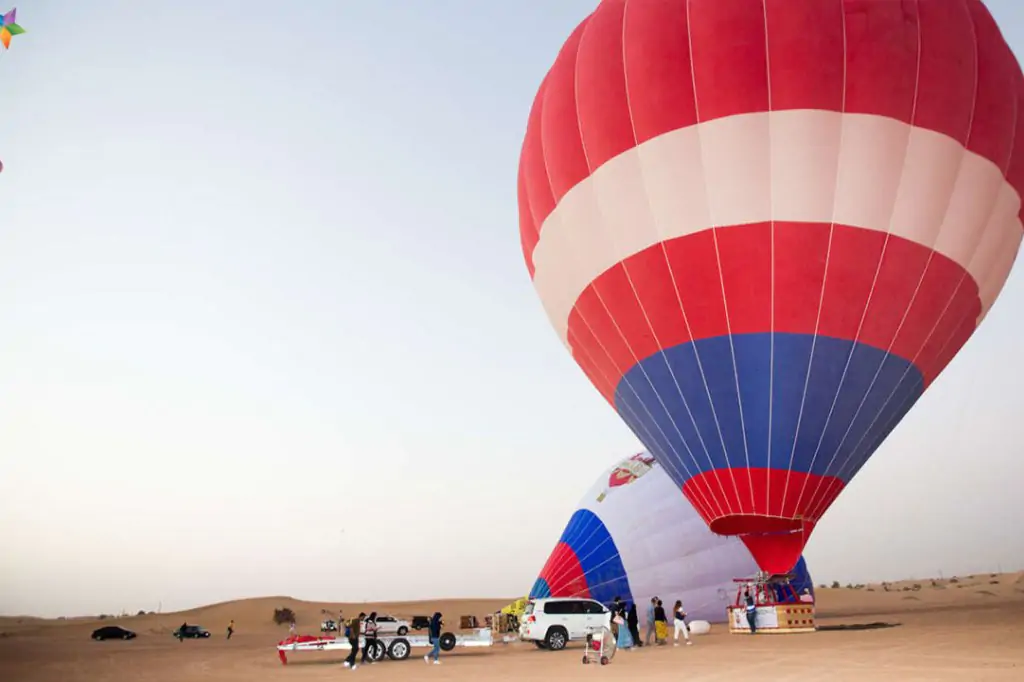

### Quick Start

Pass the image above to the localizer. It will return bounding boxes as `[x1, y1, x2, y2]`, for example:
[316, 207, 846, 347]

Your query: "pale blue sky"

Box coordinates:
[1, 1, 1023, 618]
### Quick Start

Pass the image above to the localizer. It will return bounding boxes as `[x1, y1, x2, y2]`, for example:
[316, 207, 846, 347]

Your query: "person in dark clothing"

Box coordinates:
[626, 603, 641, 647]
[178, 622, 188, 642]
[653, 599, 668, 644]
[344, 613, 364, 669]
[744, 589, 757, 634]
[360, 612, 378, 664]
[226, 619, 234, 640]
[424, 612, 443, 664]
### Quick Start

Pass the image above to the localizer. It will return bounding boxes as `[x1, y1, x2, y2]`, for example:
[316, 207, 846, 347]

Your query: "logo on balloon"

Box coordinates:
[596, 453, 656, 502]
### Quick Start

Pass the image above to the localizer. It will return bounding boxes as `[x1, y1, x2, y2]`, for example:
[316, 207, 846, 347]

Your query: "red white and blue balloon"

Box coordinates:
[531, 452, 813, 622]
[517, 0, 1024, 574]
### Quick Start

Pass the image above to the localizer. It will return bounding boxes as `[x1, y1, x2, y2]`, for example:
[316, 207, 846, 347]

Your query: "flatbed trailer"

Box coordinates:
[276, 628, 498, 664]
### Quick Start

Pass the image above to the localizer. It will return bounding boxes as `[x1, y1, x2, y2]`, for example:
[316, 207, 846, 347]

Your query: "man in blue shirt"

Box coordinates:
[644, 597, 657, 646]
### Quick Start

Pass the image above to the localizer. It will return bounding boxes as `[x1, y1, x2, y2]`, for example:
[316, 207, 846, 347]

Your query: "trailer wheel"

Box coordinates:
[366, 640, 387, 662]
[387, 638, 410, 661]
[439, 632, 456, 652]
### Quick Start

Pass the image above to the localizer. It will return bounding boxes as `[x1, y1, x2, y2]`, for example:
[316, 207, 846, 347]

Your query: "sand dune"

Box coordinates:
[2, 574, 1023, 681]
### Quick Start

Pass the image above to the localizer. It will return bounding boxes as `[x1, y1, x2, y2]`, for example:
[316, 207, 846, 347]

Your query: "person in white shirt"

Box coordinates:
[673, 600, 692, 646]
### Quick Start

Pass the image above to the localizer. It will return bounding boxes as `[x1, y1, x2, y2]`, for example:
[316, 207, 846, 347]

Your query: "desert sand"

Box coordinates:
[2, 572, 1022, 681]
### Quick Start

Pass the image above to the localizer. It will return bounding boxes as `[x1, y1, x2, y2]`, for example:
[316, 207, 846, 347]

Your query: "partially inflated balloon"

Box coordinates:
[518, 0, 1024, 574]
[529, 453, 813, 622]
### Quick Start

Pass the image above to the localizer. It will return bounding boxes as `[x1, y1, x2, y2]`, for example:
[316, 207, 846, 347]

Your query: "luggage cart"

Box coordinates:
[581, 625, 616, 665]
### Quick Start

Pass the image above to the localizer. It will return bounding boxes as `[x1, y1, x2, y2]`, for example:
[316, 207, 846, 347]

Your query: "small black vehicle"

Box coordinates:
[92, 625, 137, 641]
[411, 616, 431, 631]
[174, 624, 211, 640]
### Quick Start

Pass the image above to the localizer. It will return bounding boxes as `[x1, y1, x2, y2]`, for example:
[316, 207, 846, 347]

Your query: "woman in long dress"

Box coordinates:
[615, 606, 633, 650]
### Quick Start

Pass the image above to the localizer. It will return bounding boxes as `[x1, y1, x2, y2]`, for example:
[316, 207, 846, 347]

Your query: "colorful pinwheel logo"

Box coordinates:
[1, 7, 25, 50]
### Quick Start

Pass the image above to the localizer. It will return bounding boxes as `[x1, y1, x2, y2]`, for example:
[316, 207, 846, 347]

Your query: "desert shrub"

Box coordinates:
[137, 610, 147, 616]
[949, 577, 959, 584]
[98, 614, 108, 620]
[273, 608, 296, 625]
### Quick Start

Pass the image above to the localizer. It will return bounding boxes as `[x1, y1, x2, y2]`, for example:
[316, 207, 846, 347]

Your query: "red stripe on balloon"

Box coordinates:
[681, 468, 844, 533]
[538, 542, 591, 599]
[566, 223, 979, 405]
[518, 0, 1024, 273]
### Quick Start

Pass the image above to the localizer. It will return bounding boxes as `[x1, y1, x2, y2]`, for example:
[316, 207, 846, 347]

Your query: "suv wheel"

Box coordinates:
[397, 625, 408, 636]
[544, 627, 568, 651]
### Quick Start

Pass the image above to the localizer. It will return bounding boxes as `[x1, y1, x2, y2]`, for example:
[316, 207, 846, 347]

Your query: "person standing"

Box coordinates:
[654, 599, 668, 645]
[626, 603, 641, 648]
[744, 589, 757, 634]
[610, 596, 623, 638]
[615, 607, 633, 650]
[226, 619, 235, 640]
[343, 613, 364, 669]
[672, 601, 691, 646]
[360, 612, 379, 665]
[644, 597, 657, 646]
[424, 611, 443, 665]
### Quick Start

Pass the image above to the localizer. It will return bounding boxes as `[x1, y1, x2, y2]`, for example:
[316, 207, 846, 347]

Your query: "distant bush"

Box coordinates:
[830, 581, 840, 589]
[98, 614, 109, 620]
[137, 610, 147, 616]
[949, 577, 959, 584]
[273, 608, 296, 625]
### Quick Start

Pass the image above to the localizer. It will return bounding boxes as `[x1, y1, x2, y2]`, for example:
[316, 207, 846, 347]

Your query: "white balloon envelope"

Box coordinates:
[529, 452, 813, 623]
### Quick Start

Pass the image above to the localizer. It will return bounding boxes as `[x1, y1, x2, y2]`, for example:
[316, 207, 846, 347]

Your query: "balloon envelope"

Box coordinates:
[530, 453, 813, 622]
[517, 0, 1024, 574]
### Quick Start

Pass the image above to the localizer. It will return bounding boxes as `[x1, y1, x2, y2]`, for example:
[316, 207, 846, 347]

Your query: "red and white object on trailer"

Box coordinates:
[276, 628, 497, 664]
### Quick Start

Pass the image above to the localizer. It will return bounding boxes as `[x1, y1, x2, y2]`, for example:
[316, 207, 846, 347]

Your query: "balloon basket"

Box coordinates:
[727, 603, 815, 634]
[728, 575, 816, 635]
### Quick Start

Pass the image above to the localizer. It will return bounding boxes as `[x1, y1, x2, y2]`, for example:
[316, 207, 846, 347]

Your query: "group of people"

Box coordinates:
[339, 611, 445, 670]
[608, 596, 693, 650]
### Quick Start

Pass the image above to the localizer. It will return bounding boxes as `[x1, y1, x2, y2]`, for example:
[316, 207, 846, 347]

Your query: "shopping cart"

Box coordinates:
[581, 625, 616, 665]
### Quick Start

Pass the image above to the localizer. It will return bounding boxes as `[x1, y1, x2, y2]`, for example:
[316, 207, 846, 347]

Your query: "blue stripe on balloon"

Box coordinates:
[560, 509, 632, 606]
[791, 556, 814, 598]
[613, 333, 924, 482]
[529, 577, 551, 600]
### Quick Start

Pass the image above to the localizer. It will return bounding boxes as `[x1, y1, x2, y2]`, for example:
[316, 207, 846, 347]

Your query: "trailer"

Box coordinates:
[276, 628, 499, 664]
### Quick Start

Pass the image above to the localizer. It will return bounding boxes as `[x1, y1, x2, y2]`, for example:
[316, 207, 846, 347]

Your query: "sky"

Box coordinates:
[1, 0, 1023, 618]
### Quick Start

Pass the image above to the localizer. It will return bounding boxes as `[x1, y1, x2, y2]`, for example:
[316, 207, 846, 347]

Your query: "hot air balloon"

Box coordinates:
[529, 452, 813, 623]
[517, 0, 1024, 576]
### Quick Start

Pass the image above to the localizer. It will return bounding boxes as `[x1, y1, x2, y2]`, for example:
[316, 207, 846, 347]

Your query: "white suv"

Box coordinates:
[372, 615, 410, 636]
[519, 598, 611, 651]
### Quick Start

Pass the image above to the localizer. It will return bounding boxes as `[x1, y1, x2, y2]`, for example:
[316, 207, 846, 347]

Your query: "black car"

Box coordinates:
[411, 616, 431, 631]
[92, 625, 137, 641]
[174, 625, 211, 639]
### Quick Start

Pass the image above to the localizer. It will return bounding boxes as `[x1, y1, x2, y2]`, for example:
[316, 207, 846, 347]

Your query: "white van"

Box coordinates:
[518, 598, 612, 651]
